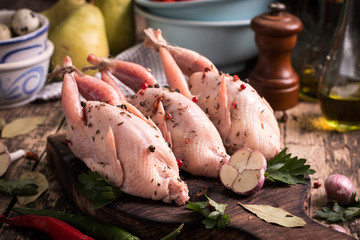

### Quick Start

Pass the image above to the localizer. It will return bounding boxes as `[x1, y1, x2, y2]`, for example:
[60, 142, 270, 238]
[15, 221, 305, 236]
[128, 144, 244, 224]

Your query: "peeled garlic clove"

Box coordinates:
[11, 8, 40, 36]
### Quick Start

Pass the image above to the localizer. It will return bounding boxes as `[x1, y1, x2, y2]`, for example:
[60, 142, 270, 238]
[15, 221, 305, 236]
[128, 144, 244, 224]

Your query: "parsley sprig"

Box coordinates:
[78, 171, 123, 209]
[186, 195, 230, 229]
[265, 148, 316, 185]
[316, 201, 360, 222]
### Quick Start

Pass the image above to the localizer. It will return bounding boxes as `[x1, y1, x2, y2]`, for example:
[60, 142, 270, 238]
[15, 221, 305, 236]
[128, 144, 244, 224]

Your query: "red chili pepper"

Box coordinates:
[140, 82, 148, 90]
[192, 97, 198, 103]
[240, 84, 246, 90]
[176, 159, 183, 167]
[0, 214, 93, 240]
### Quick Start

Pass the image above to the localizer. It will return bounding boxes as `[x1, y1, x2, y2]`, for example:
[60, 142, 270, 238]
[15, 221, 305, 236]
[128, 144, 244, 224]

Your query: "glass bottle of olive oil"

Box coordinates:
[318, 0, 360, 130]
[318, 83, 360, 130]
[298, 0, 343, 101]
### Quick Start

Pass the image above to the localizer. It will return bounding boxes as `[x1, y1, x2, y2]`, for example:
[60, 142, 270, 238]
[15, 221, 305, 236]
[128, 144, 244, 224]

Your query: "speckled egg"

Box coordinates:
[10, 8, 40, 36]
[0, 24, 11, 40]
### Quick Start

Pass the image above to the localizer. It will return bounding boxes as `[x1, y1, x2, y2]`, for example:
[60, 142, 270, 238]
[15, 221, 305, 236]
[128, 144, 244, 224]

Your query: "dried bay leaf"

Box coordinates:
[17, 171, 49, 205]
[1, 116, 46, 138]
[238, 203, 306, 228]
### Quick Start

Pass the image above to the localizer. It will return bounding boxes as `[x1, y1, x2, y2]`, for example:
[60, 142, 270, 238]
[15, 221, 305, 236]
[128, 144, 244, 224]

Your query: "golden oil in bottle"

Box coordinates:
[318, 84, 360, 130]
[299, 64, 319, 101]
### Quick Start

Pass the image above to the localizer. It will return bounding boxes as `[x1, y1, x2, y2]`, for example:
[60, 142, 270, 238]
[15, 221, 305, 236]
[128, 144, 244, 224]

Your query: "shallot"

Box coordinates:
[324, 174, 356, 206]
[329, 224, 348, 234]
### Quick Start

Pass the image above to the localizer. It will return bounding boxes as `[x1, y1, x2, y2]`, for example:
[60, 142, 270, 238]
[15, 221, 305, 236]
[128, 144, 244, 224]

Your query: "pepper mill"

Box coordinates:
[249, 2, 303, 110]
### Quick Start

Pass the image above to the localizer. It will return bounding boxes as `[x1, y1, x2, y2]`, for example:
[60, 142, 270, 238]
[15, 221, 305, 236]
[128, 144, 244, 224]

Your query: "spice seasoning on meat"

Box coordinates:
[149, 145, 156, 152]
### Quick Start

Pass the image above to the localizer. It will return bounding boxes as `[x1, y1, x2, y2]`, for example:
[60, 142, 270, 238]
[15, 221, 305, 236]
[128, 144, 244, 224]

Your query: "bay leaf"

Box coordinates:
[1, 116, 46, 138]
[238, 203, 306, 227]
[17, 171, 49, 205]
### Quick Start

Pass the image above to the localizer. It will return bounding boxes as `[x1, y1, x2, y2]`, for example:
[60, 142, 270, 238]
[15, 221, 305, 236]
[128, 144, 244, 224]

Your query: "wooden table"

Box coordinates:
[1, 96, 360, 239]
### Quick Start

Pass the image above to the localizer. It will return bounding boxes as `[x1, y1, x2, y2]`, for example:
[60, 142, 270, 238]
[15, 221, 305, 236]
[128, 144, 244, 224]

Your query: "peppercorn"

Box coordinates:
[149, 145, 156, 152]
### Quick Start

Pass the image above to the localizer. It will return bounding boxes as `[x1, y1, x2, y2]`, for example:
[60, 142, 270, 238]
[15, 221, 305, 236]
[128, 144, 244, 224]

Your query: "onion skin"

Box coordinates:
[324, 174, 356, 206]
[329, 224, 347, 234]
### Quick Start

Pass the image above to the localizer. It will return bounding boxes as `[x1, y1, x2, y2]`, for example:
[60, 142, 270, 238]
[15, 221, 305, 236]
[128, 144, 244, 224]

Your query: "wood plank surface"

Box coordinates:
[0, 101, 64, 213]
[0, 100, 75, 240]
[284, 102, 360, 239]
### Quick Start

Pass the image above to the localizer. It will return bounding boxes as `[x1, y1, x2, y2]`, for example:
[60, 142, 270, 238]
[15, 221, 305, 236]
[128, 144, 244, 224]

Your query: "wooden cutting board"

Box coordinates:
[46, 133, 354, 240]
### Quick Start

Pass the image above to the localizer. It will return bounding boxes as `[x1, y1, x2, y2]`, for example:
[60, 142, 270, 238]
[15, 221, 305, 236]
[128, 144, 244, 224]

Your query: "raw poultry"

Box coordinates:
[84, 54, 230, 178]
[144, 28, 282, 160]
[59, 56, 189, 205]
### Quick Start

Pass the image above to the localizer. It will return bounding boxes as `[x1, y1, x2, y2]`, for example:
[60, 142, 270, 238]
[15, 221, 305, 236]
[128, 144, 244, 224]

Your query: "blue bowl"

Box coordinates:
[134, 0, 274, 21]
[0, 10, 49, 64]
[136, 6, 258, 74]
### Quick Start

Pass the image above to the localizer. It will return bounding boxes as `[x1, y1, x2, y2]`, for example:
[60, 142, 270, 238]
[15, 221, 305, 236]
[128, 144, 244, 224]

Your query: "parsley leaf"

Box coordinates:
[186, 195, 230, 229]
[265, 148, 316, 185]
[78, 171, 123, 209]
[316, 201, 360, 222]
[0, 178, 38, 196]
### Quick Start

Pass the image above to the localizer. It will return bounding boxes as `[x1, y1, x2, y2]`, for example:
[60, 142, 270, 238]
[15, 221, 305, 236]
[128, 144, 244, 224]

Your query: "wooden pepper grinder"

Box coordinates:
[249, 2, 303, 110]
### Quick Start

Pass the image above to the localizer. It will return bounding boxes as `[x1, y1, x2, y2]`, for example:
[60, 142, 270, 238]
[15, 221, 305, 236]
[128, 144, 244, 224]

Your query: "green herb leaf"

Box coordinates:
[316, 202, 360, 222]
[16, 172, 49, 205]
[265, 148, 316, 185]
[186, 195, 230, 229]
[78, 171, 123, 209]
[0, 178, 38, 196]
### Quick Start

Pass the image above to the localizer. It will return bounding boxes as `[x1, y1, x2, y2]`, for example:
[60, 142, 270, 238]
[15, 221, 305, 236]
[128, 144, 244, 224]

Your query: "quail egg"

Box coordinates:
[0, 24, 11, 40]
[10, 8, 40, 36]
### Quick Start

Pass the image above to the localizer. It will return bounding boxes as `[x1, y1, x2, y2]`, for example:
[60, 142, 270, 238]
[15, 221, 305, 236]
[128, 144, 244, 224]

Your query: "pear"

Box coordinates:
[94, 0, 135, 55]
[49, 3, 109, 75]
[42, 0, 86, 34]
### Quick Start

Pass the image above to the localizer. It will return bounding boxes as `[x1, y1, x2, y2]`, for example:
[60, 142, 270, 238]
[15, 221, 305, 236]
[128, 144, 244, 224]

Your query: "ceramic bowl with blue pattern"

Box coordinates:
[0, 10, 49, 64]
[0, 40, 54, 109]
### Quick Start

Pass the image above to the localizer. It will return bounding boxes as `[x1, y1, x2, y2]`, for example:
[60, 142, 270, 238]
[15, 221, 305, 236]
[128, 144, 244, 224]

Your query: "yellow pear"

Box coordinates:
[94, 0, 135, 56]
[49, 3, 109, 75]
[42, 0, 86, 34]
